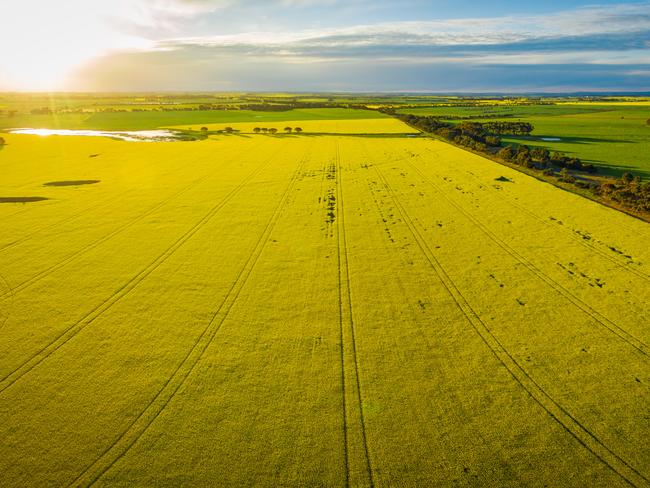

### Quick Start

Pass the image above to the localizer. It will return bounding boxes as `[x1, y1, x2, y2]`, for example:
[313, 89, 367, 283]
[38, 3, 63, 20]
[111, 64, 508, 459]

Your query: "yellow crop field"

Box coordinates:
[171, 117, 416, 134]
[558, 101, 650, 106]
[1, 122, 649, 487]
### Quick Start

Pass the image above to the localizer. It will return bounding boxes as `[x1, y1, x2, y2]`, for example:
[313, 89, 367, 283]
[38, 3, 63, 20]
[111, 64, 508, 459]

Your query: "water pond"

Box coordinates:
[9, 129, 184, 142]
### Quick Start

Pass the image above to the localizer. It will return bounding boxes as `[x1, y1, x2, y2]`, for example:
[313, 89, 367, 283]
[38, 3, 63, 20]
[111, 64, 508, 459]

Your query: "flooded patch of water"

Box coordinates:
[9, 128, 182, 142]
[541, 137, 562, 142]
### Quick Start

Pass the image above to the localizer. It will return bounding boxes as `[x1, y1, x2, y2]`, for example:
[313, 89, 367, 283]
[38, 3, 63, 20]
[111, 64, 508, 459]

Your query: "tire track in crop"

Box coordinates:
[418, 146, 650, 284]
[0, 273, 13, 333]
[68, 148, 310, 488]
[0, 207, 33, 220]
[411, 144, 650, 325]
[0, 146, 279, 395]
[373, 165, 649, 488]
[0, 193, 127, 254]
[0, 143, 252, 254]
[401, 158, 649, 357]
[0, 143, 263, 301]
[334, 140, 375, 488]
[0, 142, 250, 254]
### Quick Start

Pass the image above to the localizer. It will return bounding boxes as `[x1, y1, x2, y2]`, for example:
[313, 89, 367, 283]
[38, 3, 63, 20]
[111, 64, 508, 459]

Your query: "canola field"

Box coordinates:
[0, 119, 649, 487]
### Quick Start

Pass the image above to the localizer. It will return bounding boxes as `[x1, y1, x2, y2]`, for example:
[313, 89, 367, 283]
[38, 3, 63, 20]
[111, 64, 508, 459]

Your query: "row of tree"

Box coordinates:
[198, 126, 304, 134]
[397, 114, 595, 173]
[480, 121, 534, 135]
[497, 145, 596, 173]
[599, 173, 650, 213]
[253, 127, 303, 134]
[395, 116, 501, 153]
[396, 112, 650, 218]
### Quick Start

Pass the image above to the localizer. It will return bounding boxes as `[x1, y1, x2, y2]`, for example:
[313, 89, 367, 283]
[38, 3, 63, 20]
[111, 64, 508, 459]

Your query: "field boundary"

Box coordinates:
[395, 118, 650, 223]
[425, 151, 650, 284]
[403, 158, 650, 355]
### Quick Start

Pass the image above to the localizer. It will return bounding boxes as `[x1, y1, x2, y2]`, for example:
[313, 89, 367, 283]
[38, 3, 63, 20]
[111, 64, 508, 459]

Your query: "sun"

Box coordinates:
[0, 0, 149, 90]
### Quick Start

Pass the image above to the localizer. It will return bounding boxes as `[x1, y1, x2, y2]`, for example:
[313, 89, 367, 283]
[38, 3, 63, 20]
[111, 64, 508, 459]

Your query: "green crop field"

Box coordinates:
[0, 107, 387, 131]
[400, 103, 650, 179]
[1, 117, 649, 486]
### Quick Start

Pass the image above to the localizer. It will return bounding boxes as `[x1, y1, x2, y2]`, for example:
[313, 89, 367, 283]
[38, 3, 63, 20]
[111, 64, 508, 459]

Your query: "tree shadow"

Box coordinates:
[0, 197, 49, 203]
[592, 163, 650, 180]
[508, 135, 635, 145]
[300, 132, 421, 139]
[44, 180, 100, 187]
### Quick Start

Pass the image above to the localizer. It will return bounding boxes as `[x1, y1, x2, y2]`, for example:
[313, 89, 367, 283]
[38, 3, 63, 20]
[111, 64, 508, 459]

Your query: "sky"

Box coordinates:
[1, 0, 649, 92]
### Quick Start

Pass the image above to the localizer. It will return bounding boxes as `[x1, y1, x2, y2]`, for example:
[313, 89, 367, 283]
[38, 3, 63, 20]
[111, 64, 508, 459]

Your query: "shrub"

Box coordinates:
[559, 168, 576, 183]
[485, 135, 501, 146]
[497, 146, 515, 160]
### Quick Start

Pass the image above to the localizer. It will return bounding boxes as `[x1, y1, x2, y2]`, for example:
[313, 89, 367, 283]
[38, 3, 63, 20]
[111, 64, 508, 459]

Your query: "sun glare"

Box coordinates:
[0, 1, 149, 90]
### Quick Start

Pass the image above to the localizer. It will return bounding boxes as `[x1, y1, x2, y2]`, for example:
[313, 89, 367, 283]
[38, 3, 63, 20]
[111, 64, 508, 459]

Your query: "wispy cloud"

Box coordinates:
[68, 1, 650, 92]
[157, 3, 650, 46]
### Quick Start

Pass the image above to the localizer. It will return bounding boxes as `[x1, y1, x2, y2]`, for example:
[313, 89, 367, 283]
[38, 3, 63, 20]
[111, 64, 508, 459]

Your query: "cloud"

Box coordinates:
[66, 1, 650, 92]
[126, 1, 649, 67]
[626, 69, 650, 75]
[69, 44, 650, 92]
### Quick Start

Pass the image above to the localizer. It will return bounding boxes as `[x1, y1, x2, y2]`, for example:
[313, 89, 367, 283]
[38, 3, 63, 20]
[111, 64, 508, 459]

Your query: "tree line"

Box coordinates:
[395, 112, 650, 219]
[599, 173, 650, 214]
[198, 126, 303, 134]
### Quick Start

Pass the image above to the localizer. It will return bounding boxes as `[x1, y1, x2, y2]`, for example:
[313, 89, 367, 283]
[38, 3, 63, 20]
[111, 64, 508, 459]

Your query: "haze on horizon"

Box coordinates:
[1, 0, 649, 92]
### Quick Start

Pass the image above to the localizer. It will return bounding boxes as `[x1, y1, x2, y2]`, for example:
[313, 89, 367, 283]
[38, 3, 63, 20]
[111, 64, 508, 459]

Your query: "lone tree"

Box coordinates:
[0, 136, 5, 145]
[284, 127, 292, 133]
[253, 127, 261, 133]
[224, 126, 234, 133]
[200, 127, 208, 132]
[269, 128, 278, 134]
[294, 127, 303, 133]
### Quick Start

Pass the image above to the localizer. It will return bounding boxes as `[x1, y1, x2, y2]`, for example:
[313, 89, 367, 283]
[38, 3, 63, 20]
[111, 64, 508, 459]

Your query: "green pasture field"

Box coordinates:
[0, 108, 386, 131]
[0, 118, 649, 486]
[401, 104, 650, 179]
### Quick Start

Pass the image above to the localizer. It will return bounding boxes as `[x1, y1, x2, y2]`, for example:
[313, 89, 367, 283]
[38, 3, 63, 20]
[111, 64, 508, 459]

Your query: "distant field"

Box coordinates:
[400, 104, 650, 179]
[171, 118, 416, 134]
[559, 101, 650, 107]
[0, 108, 386, 131]
[1, 125, 649, 486]
[400, 104, 611, 118]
